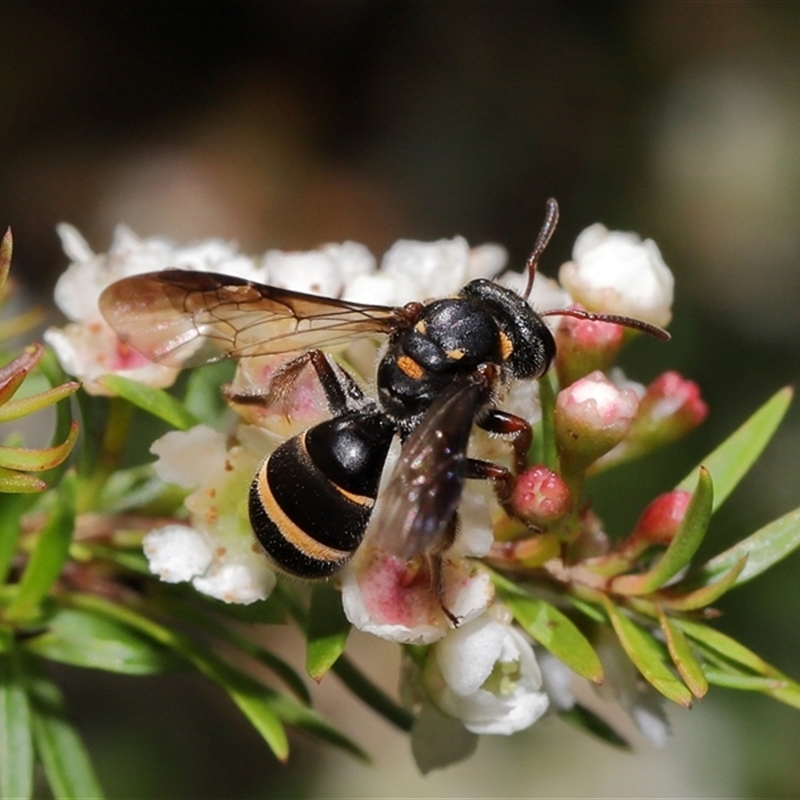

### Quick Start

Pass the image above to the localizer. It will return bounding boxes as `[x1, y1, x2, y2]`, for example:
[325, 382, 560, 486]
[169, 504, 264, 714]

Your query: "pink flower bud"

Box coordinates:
[554, 306, 625, 386]
[593, 372, 708, 470]
[631, 490, 692, 546]
[511, 466, 572, 527]
[555, 371, 639, 468]
[636, 371, 708, 433]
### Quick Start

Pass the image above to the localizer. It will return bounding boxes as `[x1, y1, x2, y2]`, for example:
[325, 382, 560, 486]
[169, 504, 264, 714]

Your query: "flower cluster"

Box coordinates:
[44, 213, 800, 777]
[44, 225, 262, 394]
[3, 199, 798, 796]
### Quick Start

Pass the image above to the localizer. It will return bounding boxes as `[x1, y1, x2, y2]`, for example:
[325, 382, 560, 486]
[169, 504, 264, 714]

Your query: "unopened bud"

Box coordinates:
[599, 372, 708, 468]
[555, 371, 639, 469]
[635, 371, 708, 436]
[554, 306, 625, 386]
[631, 490, 692, 546]
[511, 465, 572, 528]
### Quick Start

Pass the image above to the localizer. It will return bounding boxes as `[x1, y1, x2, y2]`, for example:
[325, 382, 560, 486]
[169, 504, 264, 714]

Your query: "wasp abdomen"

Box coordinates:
[249, 413, 395, 578]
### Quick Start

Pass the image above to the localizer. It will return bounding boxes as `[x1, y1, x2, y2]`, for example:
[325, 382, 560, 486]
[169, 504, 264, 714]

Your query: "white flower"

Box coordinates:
[43, 319, 181, 395]
[142, 524, 214, 584]
[144, 424, 278, 604]
[593, 626, 670, 746]
[381, 237, 475, 303]
[173, 239, 263, 282]
[497, 269, 572, 312]
[46, 224, 265, 394]
[559, 224, 674, 327]
[340, 549, 494, 645]
[343, 239, 507, 306]
[262, 241, 375, 298]
[422, 604, 550, 735]
[49, 223, 510, 394]
[340, 466, 496, 645]
[538, 650, 577, 711]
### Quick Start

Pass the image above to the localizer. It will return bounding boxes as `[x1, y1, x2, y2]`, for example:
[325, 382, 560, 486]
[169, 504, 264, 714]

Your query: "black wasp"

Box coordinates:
[99, 200, 668, 600]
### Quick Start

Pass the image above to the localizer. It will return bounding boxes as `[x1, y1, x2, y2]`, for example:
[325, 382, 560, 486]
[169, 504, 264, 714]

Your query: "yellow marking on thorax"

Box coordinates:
[397, 354, 425, 380]
[499, 331, 514, 361]
[446, 348, 465, 361]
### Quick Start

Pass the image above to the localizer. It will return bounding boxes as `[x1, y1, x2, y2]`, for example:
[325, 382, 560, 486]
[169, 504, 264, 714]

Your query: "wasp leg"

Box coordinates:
[306, 349, 369, 415]
[224, 351, 318, 410]
[467, 457, 514, 502]
[429, 517, 463, 627]
[225, 349, 367, 417]
[466, 456, 521, 525]
[477, 409, 532, 474]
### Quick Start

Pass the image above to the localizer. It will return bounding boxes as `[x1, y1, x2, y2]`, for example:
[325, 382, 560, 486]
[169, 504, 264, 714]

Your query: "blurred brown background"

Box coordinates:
[4, 1, 800, 797]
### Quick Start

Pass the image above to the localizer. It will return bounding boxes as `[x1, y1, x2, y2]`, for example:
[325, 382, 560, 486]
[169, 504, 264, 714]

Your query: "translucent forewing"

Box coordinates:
[99, 269, 404, 367]
[370, 379, 484, 560]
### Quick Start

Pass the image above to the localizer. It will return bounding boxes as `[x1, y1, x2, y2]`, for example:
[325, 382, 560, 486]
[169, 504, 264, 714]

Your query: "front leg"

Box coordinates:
[477, 408, 532, 474]
[467, 457, 515, 507]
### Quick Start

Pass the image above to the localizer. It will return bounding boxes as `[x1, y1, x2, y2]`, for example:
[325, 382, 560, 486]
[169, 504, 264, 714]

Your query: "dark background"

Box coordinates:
[3, 2, 800, 797]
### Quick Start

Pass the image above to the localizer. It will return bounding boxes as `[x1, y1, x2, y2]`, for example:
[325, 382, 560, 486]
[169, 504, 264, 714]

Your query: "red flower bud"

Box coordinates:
[595, 372, 708, 469]
[637, 371, 708, 431]
[554, 306, 624, 386]
[631, 490, 692, 545]
[511, 466, 572, 527]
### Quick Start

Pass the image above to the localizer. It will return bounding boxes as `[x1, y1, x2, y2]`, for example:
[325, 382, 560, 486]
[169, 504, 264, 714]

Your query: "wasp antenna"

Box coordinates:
[523, 198, 560, 301]
[540, 307, 671, 341]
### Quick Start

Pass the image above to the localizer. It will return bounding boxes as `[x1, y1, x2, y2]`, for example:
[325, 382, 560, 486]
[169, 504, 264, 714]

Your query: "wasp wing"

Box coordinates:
[98, 269, 404, 368]
[371, 379, 484, 560]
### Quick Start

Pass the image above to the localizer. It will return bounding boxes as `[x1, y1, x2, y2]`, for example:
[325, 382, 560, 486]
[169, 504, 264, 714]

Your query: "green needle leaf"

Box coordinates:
[537, 374, 558, 471]
[276, 583, 413, 732]
[6, 472, 77, 622]
[672, 618, 800, 708]
[65, 593, 289, 761]
[689, 505, 800, 589]
[502, 592, 603, 684]
[658, 556, 747, 610]
[0, 420, 79, 471]
[21, 607, 181, 675]
[657, 608, 708, 699]
[26, 657, 105, 800]
[0, 381, 81, 423]
[675, 618, 772, 674]
[0, 228, 12, 296]
[704, 670, 789, 692]
[676, 386, 793, 511]
[268, 692, 369, 762]
[0, 344, 43, 406]
[0, 467, 47, 493]
[602, 598, 693, 707]
[0, 648, 34, 800]
[307, 582, 351, 682]
[161, 597, 308, 703]
[559, 703, 630, 749]
[0, 494, 29, 584]
[95, 375, 199, 431]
